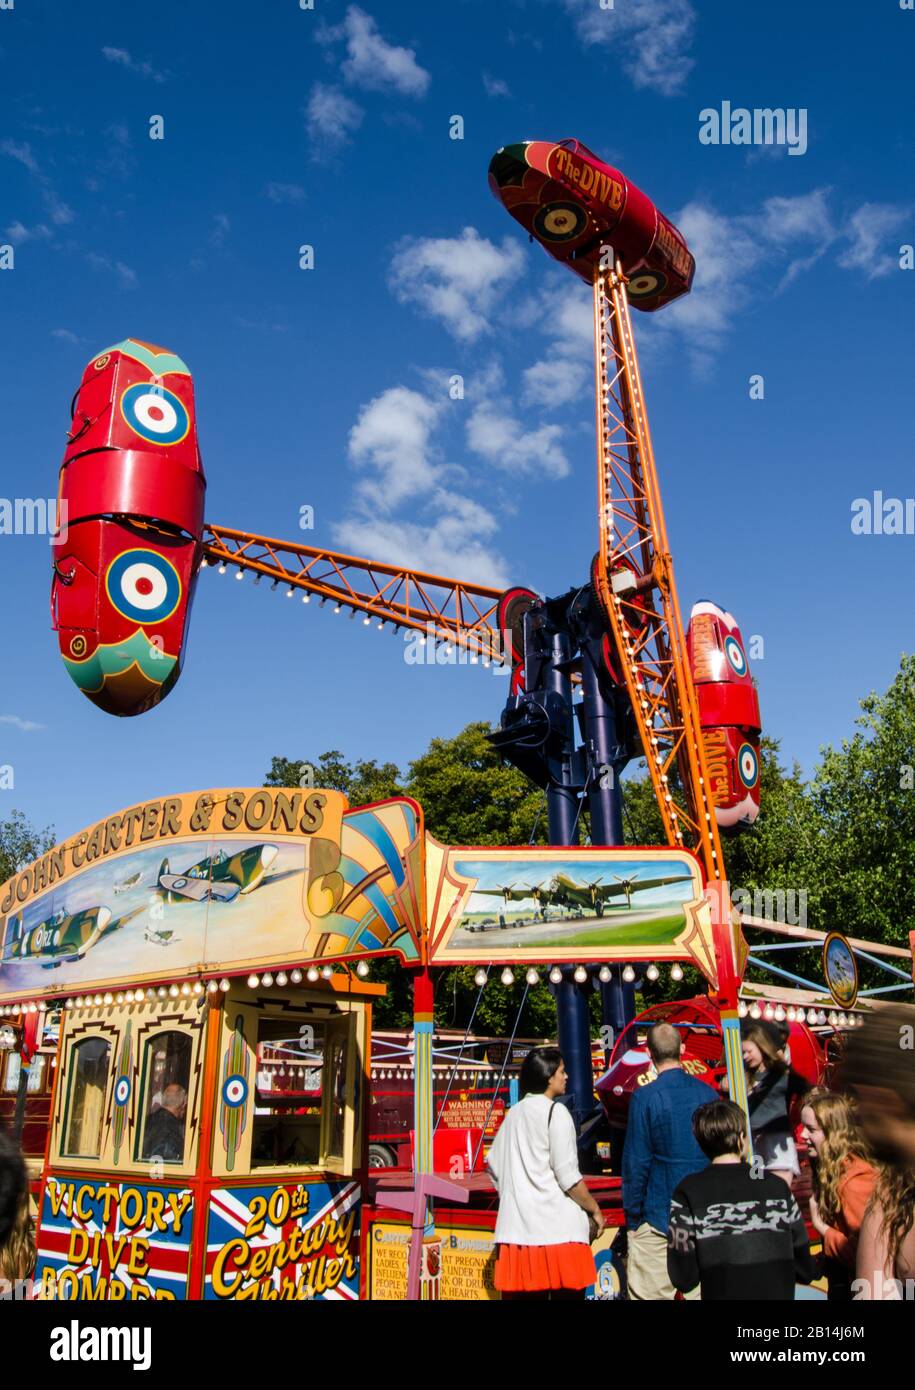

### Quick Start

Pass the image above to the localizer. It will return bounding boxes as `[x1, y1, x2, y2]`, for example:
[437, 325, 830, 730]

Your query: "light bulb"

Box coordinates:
[573, 965, 588, 984]
[500, 967, 514, 986]
[474, 969, 487, 988]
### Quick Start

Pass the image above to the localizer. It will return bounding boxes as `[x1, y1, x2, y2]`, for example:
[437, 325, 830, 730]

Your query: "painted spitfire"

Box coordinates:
[156, 844, 279, 904]
[488, 139, 695, 309]
[51, 339, 206, 716]
[2, 905, 134, 969]
[687, 602, 762, 830]
[471, 869, 694, 923]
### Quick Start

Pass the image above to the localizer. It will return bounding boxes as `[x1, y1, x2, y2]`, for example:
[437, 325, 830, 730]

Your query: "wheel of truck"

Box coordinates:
[368, 1143, 397, 1168]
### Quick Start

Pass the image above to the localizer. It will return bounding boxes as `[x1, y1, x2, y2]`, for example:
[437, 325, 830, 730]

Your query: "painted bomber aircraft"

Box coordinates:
[2, 904, 140, 968]
[156, 843, 279, 903]
[471, 869, 694, 924]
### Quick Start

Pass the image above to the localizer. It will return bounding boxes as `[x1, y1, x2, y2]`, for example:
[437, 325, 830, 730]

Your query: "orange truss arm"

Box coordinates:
[591, 262, 726, 885]
[201, 524, 507, 664]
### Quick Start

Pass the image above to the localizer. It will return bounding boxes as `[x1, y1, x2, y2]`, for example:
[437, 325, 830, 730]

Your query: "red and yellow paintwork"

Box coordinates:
[488, 139, 695, 309]
[687, 602, 762, 830]
[51, 339, 206, 716]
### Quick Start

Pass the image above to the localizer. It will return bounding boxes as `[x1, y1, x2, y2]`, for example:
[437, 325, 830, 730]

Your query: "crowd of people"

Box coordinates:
[2, 1003, 913, 1302]
[486, 1004, 915, 1300]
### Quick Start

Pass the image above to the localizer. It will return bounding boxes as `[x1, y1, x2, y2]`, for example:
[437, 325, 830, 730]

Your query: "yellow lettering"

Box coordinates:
[211, 1239, 248, 1298]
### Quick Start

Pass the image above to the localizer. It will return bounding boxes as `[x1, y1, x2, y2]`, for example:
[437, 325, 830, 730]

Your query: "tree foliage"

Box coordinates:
[265, 655, 915, 1031]
[0, 809, 54, 885]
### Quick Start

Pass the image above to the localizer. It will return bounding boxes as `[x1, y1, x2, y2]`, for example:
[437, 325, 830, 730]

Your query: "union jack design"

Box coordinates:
[35, 1178, 194, 1300]
[204, 1179, 360, 1301]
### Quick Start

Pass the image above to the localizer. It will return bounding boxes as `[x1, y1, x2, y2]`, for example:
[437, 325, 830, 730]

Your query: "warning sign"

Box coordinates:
[368, 1221, 498, 1300]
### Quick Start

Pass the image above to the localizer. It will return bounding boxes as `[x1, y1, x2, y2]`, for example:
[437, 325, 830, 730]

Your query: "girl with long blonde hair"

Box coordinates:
[800, 1088, 878, 1299]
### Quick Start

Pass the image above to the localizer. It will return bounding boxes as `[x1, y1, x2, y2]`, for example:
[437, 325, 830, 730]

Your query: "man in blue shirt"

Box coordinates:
[622, 1022, 710, 1299]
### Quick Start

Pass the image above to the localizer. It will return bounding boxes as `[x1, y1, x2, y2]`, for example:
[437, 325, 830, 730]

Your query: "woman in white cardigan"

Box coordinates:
[487, 1046, 605, 1299]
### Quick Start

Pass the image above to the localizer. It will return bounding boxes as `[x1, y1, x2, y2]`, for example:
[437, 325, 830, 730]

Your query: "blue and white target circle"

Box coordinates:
[737, 743, 759, 789]
[114, 1075, 131, 1107]
[120, 382, 189, 445]
[724, 635, 747, 677]
[106, 549, 182, 624]
[223, 1074, 249, 1109]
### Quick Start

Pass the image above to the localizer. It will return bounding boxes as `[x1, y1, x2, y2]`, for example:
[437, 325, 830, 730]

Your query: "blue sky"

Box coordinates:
[1, 0, 913, 844]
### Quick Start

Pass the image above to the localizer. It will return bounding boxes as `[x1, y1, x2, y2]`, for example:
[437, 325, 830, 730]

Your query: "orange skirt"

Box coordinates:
[495, 1241, 596, 1293]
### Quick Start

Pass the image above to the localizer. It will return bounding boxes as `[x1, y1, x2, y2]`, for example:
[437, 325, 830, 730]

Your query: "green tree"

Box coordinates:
[0, 808, 54, 885]
[806, 654, 915, 946]
[404, 721, 545, 846]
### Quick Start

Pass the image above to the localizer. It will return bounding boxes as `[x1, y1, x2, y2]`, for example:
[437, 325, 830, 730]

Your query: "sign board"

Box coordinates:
[368, 1219, 498, 1301]
[0, 790, 424, 1004]
[426, 840, 720, 981]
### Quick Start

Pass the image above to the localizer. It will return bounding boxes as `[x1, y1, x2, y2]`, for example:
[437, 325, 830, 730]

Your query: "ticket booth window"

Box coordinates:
[251, 1013, 353, 1171]
[137, 1031, 192, 1164]
[63, 1036, 110, 1158]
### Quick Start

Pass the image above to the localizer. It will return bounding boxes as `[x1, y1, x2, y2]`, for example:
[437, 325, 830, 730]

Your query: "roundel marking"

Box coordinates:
[737, 743, 759, 789]
[105, 549, 182, 625]
[114, 1075, 131, 1106]
[223, 1074, 249, 1109]
[533, 201, 588, 243]
[724, 635, 747, 677]
[120, 382, 190, 446]
[70, 634, 87, 658]
[93, 354, 111, 371]
[627, 270, 667, 299]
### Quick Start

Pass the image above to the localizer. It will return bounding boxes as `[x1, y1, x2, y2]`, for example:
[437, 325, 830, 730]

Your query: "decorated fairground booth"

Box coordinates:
[0, 784, 752, 1301]
[8, 134, 911, 1306]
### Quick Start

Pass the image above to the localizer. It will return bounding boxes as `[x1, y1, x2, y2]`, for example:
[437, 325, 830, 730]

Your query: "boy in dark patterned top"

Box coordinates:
[668, 1100, 814, 1300]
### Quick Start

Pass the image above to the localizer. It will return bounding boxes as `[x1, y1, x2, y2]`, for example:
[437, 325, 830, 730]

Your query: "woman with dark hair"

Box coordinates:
[486, 1045, 604, 1299]
[800, 1088, 878, 1300]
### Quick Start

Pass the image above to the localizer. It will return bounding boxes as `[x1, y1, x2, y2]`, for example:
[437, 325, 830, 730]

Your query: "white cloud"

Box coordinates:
[0, 139, 40, 174]
[318, 6, 430, 98]
[522, 356, 588, 410]
[561, 0, 696, 97]
[0, 715, 44, 732]
[5, 221, 51, 245]
[2, 137, 74, 227]
[334, 499, 509, 589]
[337, 381, 509, 584]
[85, 251, 138, 288]
[305, 83, 364, 150]
[483, 73, 510, 98]
[837, 203, 908, 280]
[388, 227, 525, 342]
[263, 182, 306, 204]
[348, 386, 444, 509]
[650, 189, 907, 368]
[101, 46, 168, 82]
[51, 328, 84, 344]
[210, 212, 230, 246]
[466, 394, 570, 480]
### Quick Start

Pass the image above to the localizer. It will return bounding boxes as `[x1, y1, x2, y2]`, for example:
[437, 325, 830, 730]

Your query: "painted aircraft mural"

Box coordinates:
[156, 844, 279, 903]
[2, 905, 141, 969]
[468, 868, 694, 927]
